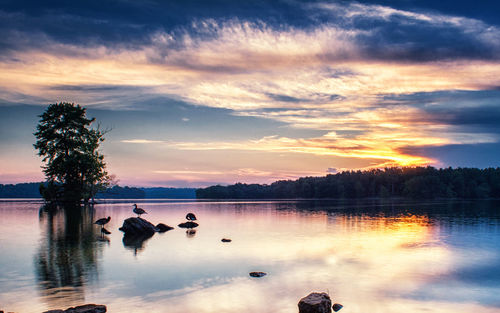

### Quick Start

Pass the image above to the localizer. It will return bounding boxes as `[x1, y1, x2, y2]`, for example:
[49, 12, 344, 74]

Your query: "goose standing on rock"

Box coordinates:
[133, 204, 147, 217]
[95, 216, 111, 229]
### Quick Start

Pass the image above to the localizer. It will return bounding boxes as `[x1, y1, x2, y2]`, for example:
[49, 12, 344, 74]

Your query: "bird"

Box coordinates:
[133, 204, 147, 217]
[94, 216, 111, 228]
[186, 212, 197, 221]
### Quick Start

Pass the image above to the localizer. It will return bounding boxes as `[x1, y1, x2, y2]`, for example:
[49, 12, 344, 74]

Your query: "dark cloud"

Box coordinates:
[379, 90, 500, 133]
[344, 0, 500, 27]
[266, 93, 309, 103]
[435, 107, 500, 129]
[356, 25, 498, 62]
[399, 143, 500, 168]
[381, 89, 500, 107]
[48, 84, 140, 92]
[264, 92, 343, 105]
[1, 1, 500, 63]
[0, 0, 306, 53]
[327, 167, 337, 174]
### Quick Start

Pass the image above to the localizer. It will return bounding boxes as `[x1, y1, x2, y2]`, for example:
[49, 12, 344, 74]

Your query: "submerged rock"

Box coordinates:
[249, 271, 267, 277]
[221, 238, 232, 242]
[178, 221, 199, 228]
[43, 304, 106, 313]
[332, 303, 343, 312]
[298, 292, 332, 313]
[119, 217, 156, 236]
[156, 223, 174, 232]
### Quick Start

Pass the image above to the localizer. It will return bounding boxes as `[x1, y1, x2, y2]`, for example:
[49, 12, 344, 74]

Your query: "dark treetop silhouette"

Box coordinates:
[34, 102, 109, 204]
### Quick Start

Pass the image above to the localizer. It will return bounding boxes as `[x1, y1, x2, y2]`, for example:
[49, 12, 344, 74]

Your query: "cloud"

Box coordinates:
[121, 139, 165, 144]
[164, 133, 437, 167]
[2, 2, 500, 177]
[327, 167, 337, 174]
[307, 2, 500, 61]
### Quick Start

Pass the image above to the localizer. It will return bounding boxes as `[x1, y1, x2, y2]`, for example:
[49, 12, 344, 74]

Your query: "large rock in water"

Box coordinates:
[43, 304, 106, 313]
[298, 292, 332, 313]
[119, 217, 157, 236]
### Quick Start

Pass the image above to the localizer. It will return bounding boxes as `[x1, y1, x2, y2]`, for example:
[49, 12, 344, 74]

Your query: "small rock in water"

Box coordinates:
[249, 271, 267, 277]
[156, 223, 174, 232]
[43, 304, 106, 313]
[332, 303, 343, 312]
[221, 238, 232, 242]
[298, 292, 332, 313]
[101, 227, 111, 235]
[178, 221, 199, 228]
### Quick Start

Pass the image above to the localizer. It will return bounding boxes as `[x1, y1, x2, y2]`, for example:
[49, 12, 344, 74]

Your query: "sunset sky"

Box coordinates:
[1, 0, 500, 187]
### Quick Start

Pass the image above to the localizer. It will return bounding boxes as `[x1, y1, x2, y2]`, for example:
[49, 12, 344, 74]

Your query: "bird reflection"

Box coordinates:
[35, 204, 105, 309]
[186, 229, 197, 238]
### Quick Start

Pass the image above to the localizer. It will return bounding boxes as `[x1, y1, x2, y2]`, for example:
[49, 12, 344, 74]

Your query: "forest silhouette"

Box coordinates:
[196, 167, 500, 199]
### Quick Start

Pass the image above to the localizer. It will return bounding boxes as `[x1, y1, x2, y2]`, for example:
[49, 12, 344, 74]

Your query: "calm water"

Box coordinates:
[1, 199, 500, 313]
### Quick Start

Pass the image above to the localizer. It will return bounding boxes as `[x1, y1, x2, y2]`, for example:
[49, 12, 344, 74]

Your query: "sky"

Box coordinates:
[1, 0, 500, 187]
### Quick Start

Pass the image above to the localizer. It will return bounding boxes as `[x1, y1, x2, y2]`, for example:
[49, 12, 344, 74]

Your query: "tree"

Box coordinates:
[34, 102, 109, 203]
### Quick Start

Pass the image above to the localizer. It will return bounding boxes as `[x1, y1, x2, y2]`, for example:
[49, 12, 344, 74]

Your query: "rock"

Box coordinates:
[156, 223, 174, 232]
[178, 221, 199, 228]
[332, 303, 343, 312]
[43, 304, 106, 313]
[249, 271, 267, 277]
[298, 292, 332, 313]
[221, 238, 232, 242]
[101, 227, 111, 235]
[119, 217, 156, 236]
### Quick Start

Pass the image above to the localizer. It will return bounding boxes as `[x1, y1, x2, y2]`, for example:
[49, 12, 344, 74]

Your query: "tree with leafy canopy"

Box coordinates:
[34, 102, 110, 203]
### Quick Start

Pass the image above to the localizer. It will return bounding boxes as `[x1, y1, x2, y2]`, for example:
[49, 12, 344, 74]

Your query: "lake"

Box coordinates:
[1, 199, 500, 313]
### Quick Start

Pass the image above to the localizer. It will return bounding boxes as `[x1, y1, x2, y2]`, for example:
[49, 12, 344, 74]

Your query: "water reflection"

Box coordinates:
[1, 199, 500, 313]
[122, 233, 153, 255]
[186, 229, 197, 238]
[35, 204, 105, 309]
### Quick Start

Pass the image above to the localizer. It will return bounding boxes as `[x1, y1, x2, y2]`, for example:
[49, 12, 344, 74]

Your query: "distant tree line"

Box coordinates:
[0, 183, 196, 199]
[96, 186, 196, 199]
[195, 167, 500, 199]
[0, 183, 42, 198]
